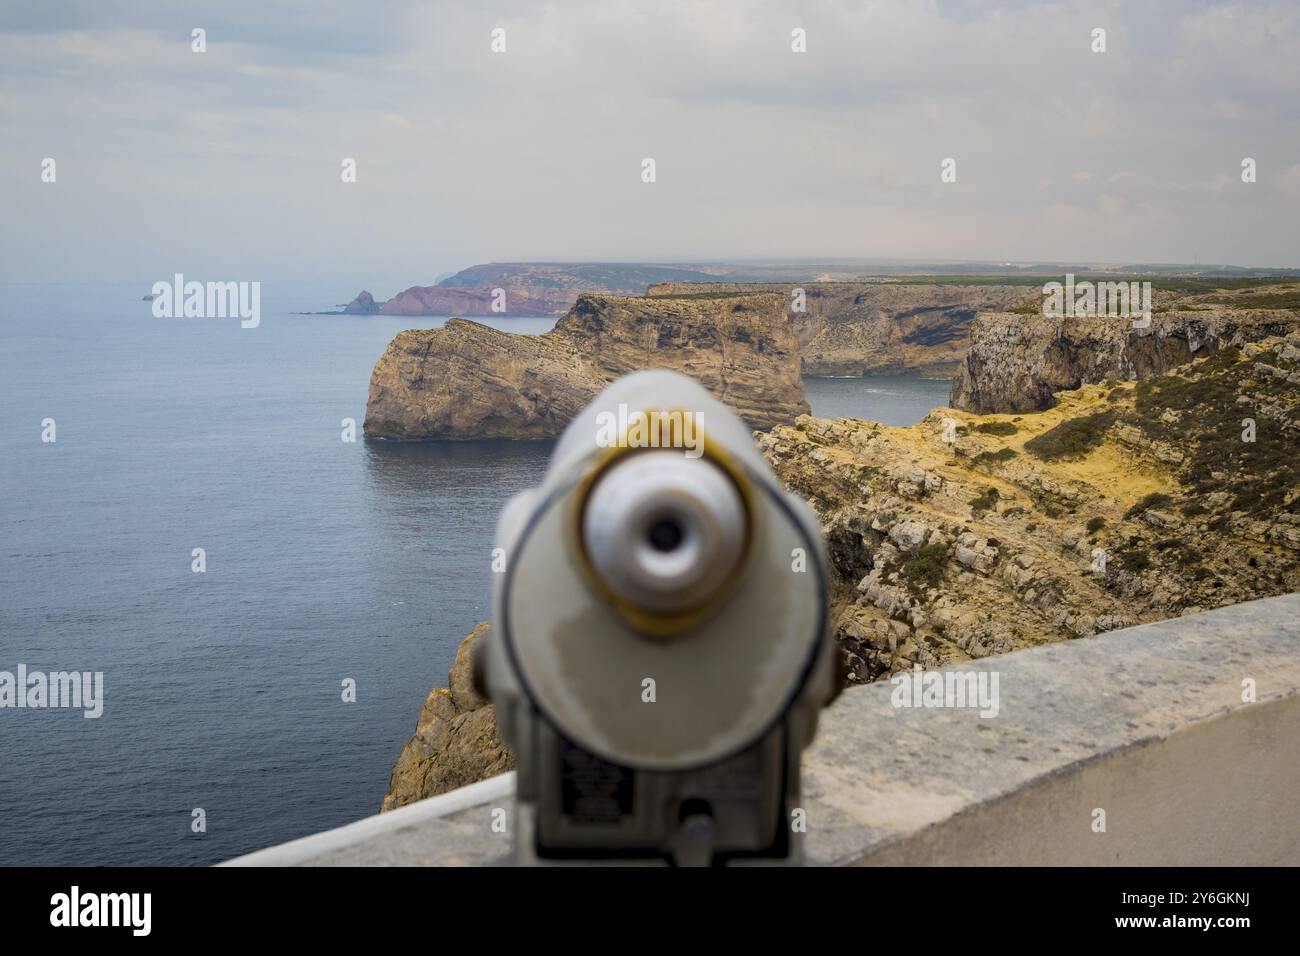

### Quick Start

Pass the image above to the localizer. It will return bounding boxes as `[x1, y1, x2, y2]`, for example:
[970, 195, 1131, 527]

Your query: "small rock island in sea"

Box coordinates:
[296, 289, 386, 315]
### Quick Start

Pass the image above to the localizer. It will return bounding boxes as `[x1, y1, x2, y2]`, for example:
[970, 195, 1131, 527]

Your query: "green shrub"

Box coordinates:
[968, 486, 1000, 515]
[1024, 411, 1117, 460]
[901, 543, 950, 595]
[974, 420, 1018, 436]
[972, 447, 1018, 467]
[1116, 547, 1152, 573]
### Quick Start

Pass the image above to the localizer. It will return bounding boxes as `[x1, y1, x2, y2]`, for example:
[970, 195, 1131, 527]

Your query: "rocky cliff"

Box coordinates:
[950, 284, 1300, 413]
[381, 623, 512, 812]
[554, 293, 808, 430]
[760, 332, 1300, 681]
[381, 285, 562, 317]
[648, 281, 1038, 376]
[383, 331, 1300, 805]
[364, 292, 809, 439]
[363, 320, 607, 440]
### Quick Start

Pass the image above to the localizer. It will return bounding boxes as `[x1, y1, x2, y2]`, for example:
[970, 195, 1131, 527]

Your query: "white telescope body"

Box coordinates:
[479, 370, 836, 865]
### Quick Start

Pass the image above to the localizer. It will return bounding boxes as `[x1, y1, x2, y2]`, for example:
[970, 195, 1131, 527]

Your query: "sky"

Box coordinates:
[2, 0, 1299, 295]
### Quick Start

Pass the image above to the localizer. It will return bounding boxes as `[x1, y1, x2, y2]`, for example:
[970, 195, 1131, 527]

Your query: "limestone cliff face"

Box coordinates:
[364, 320, 606, 440]
[382, 285, 562, 317]
[648, 281, 1037, 376]
[381, 623, 512, 812]
[556, 293, 809, 429]
[951, 307, 1300, 414]
[364, 292, 809, 439]
[759, 332, 1300, 682]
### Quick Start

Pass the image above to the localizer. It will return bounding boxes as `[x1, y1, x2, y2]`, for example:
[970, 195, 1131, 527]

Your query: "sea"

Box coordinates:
[0, 282, 952, 865]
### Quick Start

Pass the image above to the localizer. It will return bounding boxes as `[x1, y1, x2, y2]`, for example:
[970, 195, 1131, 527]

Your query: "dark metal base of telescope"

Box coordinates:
[515, 723, 805, 867]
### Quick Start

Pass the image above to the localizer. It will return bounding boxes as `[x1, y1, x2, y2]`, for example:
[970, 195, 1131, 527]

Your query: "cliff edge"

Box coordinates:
[648, 281, 1038, 376]
[951, 284, 1300, 413]
[364, 291, 809, 439]
[764, 332, 1300, 680]
[381, 623, 512, 812]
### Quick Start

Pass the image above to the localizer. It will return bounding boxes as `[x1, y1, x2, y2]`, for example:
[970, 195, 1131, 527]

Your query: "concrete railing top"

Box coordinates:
[226, 592, 1300, 866]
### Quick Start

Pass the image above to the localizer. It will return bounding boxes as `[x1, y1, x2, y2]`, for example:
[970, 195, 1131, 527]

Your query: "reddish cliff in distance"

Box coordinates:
[380, 285, 564, 317]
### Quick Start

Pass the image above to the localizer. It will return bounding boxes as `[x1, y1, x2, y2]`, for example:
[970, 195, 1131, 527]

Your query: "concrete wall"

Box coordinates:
[226, 593, 1300, 866]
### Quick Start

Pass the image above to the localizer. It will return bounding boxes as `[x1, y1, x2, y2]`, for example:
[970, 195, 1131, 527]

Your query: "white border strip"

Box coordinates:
[221, 772, 516, 866]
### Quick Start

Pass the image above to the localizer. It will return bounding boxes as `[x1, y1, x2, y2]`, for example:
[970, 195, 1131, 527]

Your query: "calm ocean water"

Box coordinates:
[0, 283, 950, 865]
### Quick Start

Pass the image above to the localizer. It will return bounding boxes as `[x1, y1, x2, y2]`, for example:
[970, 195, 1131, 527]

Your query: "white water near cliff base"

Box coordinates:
[0, 283, 950, 864]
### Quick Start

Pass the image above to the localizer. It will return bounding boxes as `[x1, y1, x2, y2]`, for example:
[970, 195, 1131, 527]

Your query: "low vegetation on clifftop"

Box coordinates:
[762, 332, 1300, 681]
[950, 281, 1300, 414]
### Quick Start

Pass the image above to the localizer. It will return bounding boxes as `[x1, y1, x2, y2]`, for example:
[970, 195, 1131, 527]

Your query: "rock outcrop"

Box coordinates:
[363, 320, 608, 440]
[364, 292, 809, 439]
[554, 293, 809, 430]
[950, 287, 1300, 413]
[758, 331, 1300, 682]
[343, 290, 383, 314]
[384, 332, 1300, 802]
[381, 285, 562, 318]
[381, 623, 513, 812]
[648, 281, 1038, 376]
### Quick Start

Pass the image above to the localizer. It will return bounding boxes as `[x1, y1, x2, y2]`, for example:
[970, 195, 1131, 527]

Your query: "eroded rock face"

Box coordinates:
[382, 285, 561, 317]
[648, 281, 1038, 376]
[364, 292, 809, 439]
[759, 332, 1300, 683]
[381, 623, 512, 812]
[556, 293, 809, 429]
[951, 308, 1300, 414]
[364, 320, 606, 440]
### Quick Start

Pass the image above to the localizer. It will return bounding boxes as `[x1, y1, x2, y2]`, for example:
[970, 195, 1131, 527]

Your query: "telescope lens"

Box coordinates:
[646, 518, 684, 553]
[582, 452, 747, 619]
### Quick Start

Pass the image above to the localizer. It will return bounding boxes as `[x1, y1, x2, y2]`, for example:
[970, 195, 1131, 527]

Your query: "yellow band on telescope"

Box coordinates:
[567, 409, 757, 638]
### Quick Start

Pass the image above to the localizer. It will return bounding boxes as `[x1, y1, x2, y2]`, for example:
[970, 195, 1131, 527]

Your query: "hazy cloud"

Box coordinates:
[1, 0, 1297, 293]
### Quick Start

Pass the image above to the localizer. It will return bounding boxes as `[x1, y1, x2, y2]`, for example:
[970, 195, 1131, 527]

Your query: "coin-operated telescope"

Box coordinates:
[475, 370, 837, 865]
